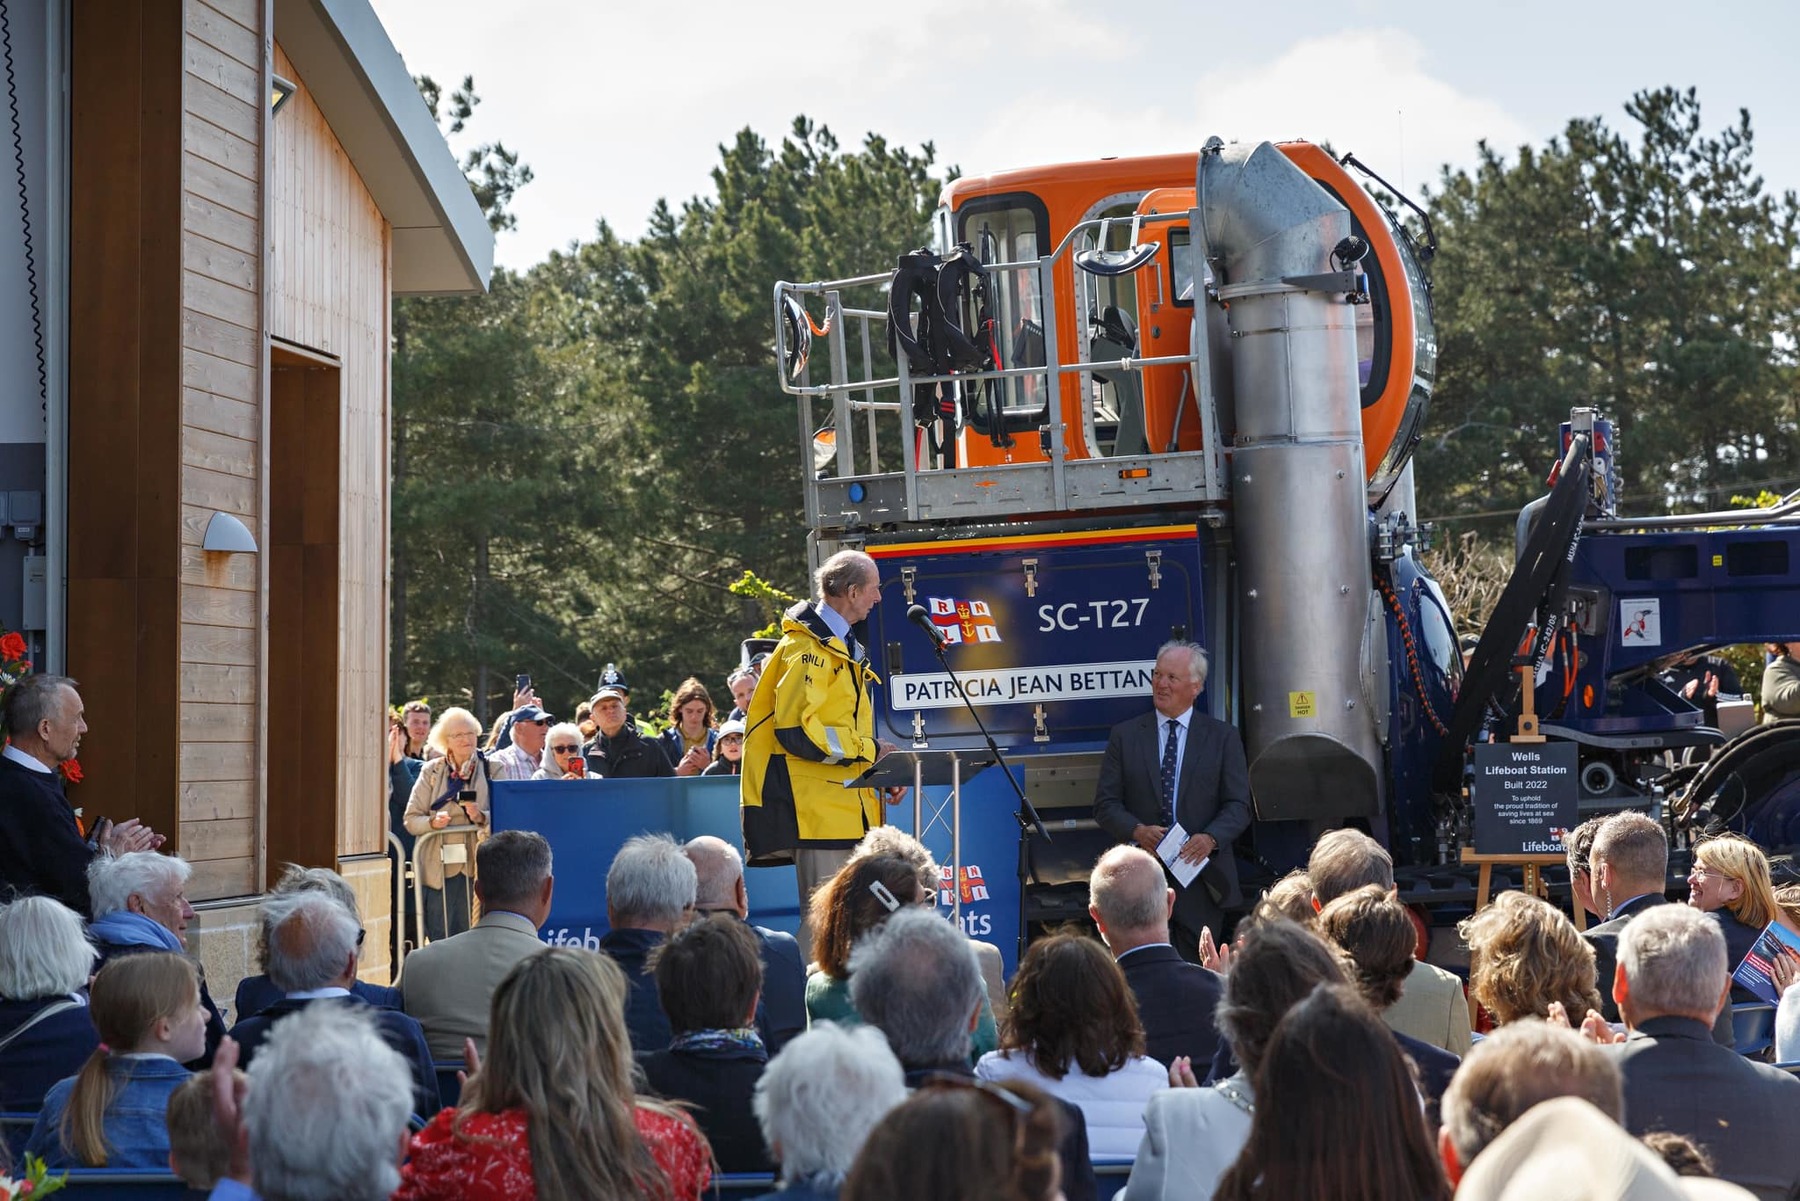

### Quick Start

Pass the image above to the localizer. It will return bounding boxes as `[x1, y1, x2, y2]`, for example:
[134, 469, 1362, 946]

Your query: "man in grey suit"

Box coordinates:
[1605, 903, 1800, 1201]
[401, 829, 552, 1059]
[1093, 641, 1251, 960]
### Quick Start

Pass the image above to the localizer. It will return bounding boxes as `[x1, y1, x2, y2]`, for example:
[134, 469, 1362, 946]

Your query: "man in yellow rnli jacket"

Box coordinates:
[742, 549, 902, 954]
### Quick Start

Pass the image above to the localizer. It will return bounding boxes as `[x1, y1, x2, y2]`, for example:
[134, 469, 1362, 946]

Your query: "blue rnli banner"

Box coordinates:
[866, 526, 1208, 750]
[489, 778, 802, 946]
[490, 773, 1026, 975]
[911, 765, 1026, 978]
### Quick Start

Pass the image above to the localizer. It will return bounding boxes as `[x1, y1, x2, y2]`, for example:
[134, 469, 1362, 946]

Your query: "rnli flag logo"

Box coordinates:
[938, 863, 990, 906]
[925, 597, 1002, 645]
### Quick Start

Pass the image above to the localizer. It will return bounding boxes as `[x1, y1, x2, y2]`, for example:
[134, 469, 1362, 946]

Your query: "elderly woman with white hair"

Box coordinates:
[533, 722, 597, 779]
[86, 850, 224, 1066]
[403, 706, 492, 940]
[748, 1023, 908, 1201]
[0, 895, 101, 1112]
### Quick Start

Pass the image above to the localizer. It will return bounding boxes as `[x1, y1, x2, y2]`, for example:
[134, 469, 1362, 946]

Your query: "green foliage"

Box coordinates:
[392, 106, 944, 721]
[728, 570, 800, 639]
[414, 73, 534, 232]
[1418, 87, 1800, 528]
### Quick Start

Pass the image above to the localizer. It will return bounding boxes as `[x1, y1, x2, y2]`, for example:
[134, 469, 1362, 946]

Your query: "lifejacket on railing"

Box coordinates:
[887, 244, 1008, 466]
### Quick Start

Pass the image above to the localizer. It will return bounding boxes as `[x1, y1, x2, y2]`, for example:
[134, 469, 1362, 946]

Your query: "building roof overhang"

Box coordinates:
[274, 0, 494, 295]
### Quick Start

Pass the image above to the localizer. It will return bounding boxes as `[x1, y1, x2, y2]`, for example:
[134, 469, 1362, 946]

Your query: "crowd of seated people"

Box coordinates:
[8, 806, 1800, 1200]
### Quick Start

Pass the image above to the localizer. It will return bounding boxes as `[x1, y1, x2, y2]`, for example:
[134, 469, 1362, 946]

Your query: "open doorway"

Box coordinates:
[266, 343, 341, 883]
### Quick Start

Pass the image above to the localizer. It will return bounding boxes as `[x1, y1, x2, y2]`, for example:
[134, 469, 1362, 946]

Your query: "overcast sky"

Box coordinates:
[368, 0, 1800, 272]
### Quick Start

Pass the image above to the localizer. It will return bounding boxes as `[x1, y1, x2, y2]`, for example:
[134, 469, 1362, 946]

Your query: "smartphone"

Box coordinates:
[515, 673, 532, 693]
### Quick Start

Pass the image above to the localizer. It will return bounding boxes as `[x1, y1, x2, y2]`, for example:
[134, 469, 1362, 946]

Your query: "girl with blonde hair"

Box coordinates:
[398, 947, 712, 1200]
[24, 952, 206, 1167]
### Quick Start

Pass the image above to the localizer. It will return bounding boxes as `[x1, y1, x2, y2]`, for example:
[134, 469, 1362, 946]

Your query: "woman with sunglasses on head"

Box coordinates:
[842, 1076, 1065, 1201]
[533, 722, 598, 779]
[805, 855, 1002, 1060]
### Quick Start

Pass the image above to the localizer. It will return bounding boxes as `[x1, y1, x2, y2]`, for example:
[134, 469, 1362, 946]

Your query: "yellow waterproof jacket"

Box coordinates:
[741, 601, 882, 865]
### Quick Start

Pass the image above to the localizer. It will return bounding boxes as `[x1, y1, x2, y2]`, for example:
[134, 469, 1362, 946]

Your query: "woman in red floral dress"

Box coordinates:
[395, 948, 713, 1200]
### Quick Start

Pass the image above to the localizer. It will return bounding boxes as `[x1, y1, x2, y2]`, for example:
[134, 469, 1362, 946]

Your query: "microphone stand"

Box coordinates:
[920, 629, 1049, 962]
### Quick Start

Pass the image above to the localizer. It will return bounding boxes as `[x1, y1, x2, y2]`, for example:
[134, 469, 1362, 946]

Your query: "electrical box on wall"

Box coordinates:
[21, 554, 45, 631]
[8, 491, 41, 541]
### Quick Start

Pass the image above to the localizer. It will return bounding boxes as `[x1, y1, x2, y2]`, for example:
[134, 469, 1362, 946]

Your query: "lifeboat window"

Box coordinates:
[1169, 228, 1195, 308]
[1080, 203, 1147, 457]
[1418, 577, 1463, 692]
[1080, 203, 1144, 354]
[959, 196, 1049, 416]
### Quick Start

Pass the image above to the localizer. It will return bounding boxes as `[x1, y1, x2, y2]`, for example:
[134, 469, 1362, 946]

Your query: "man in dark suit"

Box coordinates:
[1093, 641, 1251, 959]
[597, 833, 696, 1053]
[1584, 811, 1735, 1048]
[1583, 811, 1672, 1025]
[1087, 844, 1222, 1070]
[0, 674, 161, 914]
[228, 890, 439, 1116]
[1605, 904, 1800, 1201]
[684, 835, 805, 1056]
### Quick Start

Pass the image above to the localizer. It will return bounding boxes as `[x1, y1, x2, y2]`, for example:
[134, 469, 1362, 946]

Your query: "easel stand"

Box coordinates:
[1461, 658, 1582, 926]
[1462, 852, 1566, 911]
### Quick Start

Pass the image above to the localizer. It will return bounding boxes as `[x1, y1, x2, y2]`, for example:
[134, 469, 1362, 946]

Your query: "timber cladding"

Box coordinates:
[67, 2, 394, 906]
[268, 41, 391, 869]
[68, 0, 187, 873]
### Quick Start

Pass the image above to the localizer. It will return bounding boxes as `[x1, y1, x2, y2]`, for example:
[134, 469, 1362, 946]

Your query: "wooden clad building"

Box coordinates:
[2, 0, 490, 988]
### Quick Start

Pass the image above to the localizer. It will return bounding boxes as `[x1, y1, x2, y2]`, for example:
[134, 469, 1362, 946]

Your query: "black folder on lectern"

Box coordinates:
[845, 750, 996, 789]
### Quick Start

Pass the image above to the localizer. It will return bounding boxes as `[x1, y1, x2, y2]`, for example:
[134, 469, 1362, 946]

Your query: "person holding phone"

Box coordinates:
[657, 679, 718, 777]
[403, 707, 491, 940]
[534, 724, 597, 779]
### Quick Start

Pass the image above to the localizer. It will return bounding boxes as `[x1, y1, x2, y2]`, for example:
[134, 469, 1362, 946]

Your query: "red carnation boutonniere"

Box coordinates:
[60, 758, 83, 785]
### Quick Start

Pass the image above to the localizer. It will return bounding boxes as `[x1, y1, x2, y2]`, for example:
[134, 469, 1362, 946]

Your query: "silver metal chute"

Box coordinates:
[1201, 140, 1384, 819]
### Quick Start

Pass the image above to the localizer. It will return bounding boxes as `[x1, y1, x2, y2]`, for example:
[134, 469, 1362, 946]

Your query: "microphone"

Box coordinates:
[906, 604, 947, 650]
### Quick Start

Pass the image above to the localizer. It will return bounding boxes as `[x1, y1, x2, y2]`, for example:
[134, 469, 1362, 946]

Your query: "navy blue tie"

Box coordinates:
[1160, 718, 1178, 827]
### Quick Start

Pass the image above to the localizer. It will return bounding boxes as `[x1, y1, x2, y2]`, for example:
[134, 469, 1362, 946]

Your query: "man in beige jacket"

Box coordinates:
[400, 829, 553, 1060]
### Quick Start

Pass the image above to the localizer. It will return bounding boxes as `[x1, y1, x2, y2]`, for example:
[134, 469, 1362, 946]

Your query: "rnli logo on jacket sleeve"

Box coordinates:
[926, 597, 1002, 645]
